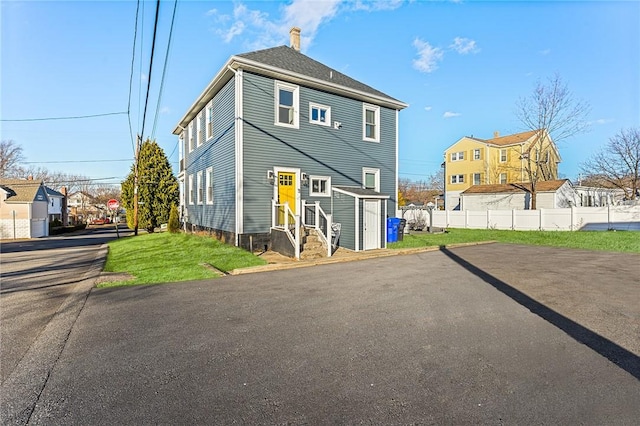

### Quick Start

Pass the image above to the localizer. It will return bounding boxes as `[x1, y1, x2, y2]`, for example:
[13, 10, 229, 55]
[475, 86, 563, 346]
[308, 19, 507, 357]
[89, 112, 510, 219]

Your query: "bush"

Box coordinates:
[168, 204, 180, 233]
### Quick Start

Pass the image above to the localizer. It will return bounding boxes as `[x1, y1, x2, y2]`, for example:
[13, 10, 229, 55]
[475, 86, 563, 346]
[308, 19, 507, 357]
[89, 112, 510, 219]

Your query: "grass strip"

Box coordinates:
[99, 232, 267, 288]
[389, 228, 640, 253]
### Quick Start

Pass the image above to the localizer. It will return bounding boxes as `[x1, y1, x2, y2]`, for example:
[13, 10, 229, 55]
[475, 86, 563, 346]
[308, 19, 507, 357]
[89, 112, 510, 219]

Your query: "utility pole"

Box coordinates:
[133, 134, 140, 236]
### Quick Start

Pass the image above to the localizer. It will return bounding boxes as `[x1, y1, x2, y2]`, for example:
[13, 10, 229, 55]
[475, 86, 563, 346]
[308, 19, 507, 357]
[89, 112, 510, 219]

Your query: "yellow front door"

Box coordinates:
[277, 172, 296, 225]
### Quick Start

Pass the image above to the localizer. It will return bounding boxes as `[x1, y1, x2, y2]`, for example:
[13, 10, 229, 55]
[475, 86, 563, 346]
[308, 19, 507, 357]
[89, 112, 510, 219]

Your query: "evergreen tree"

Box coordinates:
[122, 139, 179, 233]
[168, 204, 180, 233]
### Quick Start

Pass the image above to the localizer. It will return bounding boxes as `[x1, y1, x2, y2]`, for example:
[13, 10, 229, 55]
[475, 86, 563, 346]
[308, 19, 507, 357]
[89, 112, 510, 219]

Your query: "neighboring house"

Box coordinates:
[0, 178, 50, 239]
[443, 130, 560, 210]
[44, 186, 68, 225]
[460, 179, 574, 210]
[67, 191, 101, 224]
[573, 185, 625, 207]
[173, 28, 407, 257]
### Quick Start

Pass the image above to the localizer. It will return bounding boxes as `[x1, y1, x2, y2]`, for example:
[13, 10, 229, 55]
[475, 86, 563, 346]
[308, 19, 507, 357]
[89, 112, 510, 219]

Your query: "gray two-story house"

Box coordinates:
[173, 28, 407, 258]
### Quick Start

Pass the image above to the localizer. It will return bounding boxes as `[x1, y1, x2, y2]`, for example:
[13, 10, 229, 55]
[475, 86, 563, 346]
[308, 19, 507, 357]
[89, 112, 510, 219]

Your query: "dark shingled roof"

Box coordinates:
[236, 46, 403, 105]
[0, 178, 45, 203]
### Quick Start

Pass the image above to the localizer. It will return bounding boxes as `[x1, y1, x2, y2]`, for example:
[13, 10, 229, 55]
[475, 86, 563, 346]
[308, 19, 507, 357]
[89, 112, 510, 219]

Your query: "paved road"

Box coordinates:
[3, 243, 637, 425]
[0, 226, 131, 383]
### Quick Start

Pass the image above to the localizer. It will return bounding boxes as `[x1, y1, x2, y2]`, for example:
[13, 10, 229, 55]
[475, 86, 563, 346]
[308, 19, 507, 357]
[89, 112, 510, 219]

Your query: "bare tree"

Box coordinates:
[515, 73, 591, 209]
[0, 140, 25, 177]
[580, 127, 640, 200]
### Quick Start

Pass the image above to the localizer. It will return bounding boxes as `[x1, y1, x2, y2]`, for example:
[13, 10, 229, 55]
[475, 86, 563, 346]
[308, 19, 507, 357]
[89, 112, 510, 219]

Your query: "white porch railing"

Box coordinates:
[302, 200, 333, 257]
[272, 200, 301, 259]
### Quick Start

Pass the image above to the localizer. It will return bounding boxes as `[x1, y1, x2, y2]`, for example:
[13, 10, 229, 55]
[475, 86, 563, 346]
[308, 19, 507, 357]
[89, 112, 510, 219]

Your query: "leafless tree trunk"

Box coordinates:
[515, 73, 591, 209]
[580, 127, 640, 200]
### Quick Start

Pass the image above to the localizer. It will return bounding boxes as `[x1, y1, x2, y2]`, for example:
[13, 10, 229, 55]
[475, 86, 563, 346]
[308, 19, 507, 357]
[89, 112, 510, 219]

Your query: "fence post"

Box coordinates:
[571, 205, 576, 231]
[512, 209, 516, 231]
[294, 214, 301, 259]
[326, 213, 332, 257]
[465, 210, 469, 229]
[608, 204, 611, 229]
[487, 209, 491, 229]
[272, 199, 276, 228]
[539, 208, 544, 231]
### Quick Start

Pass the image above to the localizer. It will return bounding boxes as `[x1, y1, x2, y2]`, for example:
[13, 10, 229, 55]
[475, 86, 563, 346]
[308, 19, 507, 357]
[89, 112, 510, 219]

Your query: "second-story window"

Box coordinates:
[188, 122, 195, 152]
[197, 112, 203, 147]
[275, 81, 299, 128]
[188, 175, 194, 204]
[363, 104, 380, 142]
[206, 102, 213, 140]
[473, 149, 481, 160]
[451, 174, 464, 184]
[363, 167, 380, 191]
[500, 149, 508, 162]
[451, 151, 464, 161]
[309, 103, 331, 126]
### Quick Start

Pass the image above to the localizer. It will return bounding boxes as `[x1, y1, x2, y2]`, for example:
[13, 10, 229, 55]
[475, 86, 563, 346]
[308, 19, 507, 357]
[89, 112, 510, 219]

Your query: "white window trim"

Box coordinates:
[473, 173, 481, 185]
[309, 102, 331, 126]
[473, 149, 481, 160]
[188, 122, 194, 153]
[451, 151, 465, 161]
[363, 103, 380, 142]
[206, 167, 213, 205]
[451, 174, 464, 184]
[196, 171, 203, 205]
[188, 174, 194, 205]
[362, 167, 380, 192]
[206, 102, 213, 140]
[274, 81, 299, 129]
[500, 149, 507, 163]
[196, 112, 203, 147]
[309, 175, 331, 197]
[500, 173, 508, 184]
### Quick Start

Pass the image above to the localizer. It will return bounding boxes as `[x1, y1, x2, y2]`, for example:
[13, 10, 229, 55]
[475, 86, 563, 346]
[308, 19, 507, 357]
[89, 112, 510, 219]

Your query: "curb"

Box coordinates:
[229, 241, 496, 275]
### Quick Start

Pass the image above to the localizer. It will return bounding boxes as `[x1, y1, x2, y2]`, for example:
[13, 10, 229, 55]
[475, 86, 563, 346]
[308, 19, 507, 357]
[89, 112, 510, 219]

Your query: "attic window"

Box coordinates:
[309, 103, 331, 126]
[275, 81, 299, 128]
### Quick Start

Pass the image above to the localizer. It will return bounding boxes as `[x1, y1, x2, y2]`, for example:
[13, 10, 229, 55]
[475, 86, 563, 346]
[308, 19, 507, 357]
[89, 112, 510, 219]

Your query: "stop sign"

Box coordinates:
[107, 199, 120, 210]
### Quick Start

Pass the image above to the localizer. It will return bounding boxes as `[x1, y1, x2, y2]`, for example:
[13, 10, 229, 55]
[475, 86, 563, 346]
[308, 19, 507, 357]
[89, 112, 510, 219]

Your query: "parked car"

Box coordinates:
[90, 217, 110, 225]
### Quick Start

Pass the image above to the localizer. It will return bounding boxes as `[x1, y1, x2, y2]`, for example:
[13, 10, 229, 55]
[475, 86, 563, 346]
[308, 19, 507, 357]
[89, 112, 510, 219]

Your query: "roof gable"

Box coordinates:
[0, 179, 47, 203]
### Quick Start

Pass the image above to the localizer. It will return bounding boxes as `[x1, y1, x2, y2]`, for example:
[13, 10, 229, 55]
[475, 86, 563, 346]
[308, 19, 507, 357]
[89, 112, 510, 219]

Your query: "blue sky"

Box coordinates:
[2, 0, 638, 187]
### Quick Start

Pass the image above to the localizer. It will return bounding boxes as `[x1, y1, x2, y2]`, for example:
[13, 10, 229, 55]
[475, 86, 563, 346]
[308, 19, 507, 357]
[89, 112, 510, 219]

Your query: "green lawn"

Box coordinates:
[99, 232, 267, 288]
[389, 228, 640, 253]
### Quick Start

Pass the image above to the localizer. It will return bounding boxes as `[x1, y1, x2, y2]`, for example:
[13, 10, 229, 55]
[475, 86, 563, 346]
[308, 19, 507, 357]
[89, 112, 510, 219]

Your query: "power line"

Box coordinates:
[1, 112, 127, 122]
[128, 0, 141, 155]
[139, 0, 161, 141]
[23, 159, 133, 164]
[151, 0, 178, 140]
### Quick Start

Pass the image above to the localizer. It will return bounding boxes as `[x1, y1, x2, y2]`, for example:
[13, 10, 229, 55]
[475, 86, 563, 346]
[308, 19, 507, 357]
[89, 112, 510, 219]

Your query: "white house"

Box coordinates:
[460, 179, 576, 210]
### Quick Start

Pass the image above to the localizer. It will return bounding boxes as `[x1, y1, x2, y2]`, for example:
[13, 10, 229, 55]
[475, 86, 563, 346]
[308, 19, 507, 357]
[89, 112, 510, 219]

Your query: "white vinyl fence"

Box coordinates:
[399, 205, 640, 231]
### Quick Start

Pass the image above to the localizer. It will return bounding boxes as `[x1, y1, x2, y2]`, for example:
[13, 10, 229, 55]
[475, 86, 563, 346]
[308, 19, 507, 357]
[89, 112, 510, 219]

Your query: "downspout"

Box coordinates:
[227, 64, 244, 247]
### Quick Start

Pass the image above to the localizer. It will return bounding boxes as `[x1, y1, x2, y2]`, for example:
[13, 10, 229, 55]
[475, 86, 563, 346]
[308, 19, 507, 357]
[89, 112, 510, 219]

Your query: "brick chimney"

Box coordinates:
[493, 131, 500, 138]
[290, 27, 301, 51]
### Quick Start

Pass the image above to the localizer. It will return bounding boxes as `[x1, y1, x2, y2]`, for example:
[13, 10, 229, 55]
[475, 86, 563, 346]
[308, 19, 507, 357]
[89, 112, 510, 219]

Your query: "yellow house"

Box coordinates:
[443, 129, 560, 210]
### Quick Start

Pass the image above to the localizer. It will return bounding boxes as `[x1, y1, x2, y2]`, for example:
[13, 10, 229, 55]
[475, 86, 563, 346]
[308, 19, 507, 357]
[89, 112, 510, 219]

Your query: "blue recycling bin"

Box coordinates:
[387, 217, 400, 243]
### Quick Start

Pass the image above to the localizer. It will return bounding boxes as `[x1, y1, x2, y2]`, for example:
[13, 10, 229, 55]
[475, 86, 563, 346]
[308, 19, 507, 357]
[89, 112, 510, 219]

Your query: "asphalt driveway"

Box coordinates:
[12, 244, 639, 425]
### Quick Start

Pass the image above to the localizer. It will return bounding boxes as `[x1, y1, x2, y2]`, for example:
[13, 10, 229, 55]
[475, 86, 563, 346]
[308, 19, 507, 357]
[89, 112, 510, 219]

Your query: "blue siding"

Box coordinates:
[331, 191, 356, 250]
[184, 78, 236, 233]
[242, 72, 398, 234]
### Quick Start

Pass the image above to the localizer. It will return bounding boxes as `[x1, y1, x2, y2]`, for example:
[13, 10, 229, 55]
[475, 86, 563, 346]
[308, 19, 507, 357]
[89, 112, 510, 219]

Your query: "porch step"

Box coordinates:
[300, 228, 328, 260]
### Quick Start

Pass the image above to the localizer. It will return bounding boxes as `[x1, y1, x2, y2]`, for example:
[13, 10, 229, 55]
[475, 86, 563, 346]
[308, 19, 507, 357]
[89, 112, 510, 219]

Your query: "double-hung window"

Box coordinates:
[473, 149, 481, 160]
[309, 176, 331, 197]
[275, 81, 299, 128]
[499, 173, 508, 184]
[362, 167, 380, 191]
[473, 173, 482, 185]
[451, 174, 464, 184]
[500, 149, 508, 162]
[188, 175, 194, 204]
[206, 102, 213, 140]
[206, 167, 213, 204]
[309, 103, 331, 126]
[196, 113, 203, 147]
[188, 122, 194, 152]
[451, 151, 464, 161]
[197, 171, 203, 205]
[363, 104, 380, 142]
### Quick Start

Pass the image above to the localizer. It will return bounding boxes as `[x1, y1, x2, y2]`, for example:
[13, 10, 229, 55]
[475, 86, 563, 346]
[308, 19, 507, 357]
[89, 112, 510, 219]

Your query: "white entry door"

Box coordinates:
[363, 200, 380, 250]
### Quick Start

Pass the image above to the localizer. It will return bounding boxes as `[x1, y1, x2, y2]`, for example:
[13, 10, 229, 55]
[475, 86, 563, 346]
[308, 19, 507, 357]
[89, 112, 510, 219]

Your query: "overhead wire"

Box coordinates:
[139, 0, 161, 142]
[151, 0, 178, 140]
[1, 112, 127, 122]
[127, 0, 141, 155]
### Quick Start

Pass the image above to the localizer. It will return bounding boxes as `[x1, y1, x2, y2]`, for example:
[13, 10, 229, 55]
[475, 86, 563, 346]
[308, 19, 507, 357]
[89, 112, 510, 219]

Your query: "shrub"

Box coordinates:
[168, 204, 180, 233]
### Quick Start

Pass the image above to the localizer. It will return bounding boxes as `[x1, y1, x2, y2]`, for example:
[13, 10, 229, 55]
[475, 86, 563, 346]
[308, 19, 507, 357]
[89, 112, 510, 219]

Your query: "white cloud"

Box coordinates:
[424, 106, 432, 111]
[539, 48, 551, 55]
[205, 9, 217, 16]
[412, 38, 444, 73]
[351, 0, 404, 12]
[222, 21, 246, 43]
[450, 37, 479, 54]
[160, 106, 170, 115]
[443, 111, 461, 118]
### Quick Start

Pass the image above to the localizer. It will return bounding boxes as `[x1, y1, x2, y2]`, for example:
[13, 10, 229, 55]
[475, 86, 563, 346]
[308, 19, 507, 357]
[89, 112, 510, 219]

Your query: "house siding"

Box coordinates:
[331, 190, 356, 250]
[184, 77, 237, 234]
[241, 72, 398, 235]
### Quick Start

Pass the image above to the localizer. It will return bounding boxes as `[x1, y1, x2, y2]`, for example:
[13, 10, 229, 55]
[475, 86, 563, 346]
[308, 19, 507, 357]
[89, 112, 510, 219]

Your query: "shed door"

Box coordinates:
[363, 200, 380, 250]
